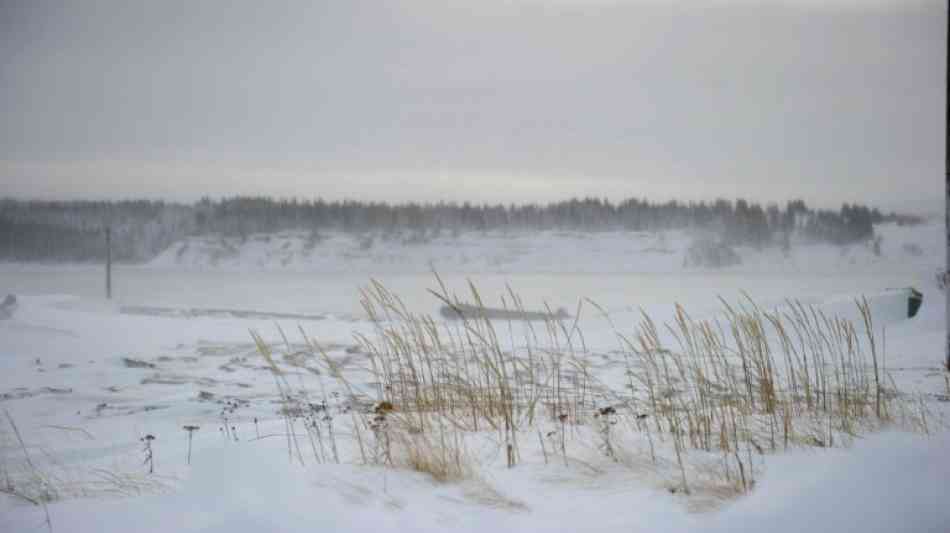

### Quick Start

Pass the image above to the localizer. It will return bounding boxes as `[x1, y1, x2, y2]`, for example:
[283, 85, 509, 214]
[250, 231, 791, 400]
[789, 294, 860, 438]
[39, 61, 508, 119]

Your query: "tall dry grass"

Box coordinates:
[252, 277, 934, 499]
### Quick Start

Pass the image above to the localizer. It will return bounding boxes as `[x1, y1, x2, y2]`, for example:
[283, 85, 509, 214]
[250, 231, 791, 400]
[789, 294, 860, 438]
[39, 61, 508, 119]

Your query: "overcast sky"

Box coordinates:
[1, 0, 945, 213]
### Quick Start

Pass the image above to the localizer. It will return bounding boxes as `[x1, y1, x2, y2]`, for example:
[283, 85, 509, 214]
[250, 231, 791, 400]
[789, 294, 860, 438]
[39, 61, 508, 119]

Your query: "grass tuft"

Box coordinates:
[251, 276, 937, 502]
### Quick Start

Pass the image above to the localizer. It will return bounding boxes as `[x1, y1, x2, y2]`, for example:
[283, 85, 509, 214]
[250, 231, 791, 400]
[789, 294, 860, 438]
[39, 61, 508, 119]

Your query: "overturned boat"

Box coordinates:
[870, 287, 923, 319]
[816, 286, 924, 323]
[440, 302, 570, 321]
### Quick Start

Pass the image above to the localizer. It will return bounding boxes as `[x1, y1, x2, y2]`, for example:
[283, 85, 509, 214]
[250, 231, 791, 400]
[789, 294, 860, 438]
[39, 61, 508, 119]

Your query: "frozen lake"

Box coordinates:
[0, 266, 932, 320]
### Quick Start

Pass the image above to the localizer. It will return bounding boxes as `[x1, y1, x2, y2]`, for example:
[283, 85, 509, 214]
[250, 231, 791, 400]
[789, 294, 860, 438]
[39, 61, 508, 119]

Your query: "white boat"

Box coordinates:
[440, 302, 569, 321]
[813, 287, 923, 324]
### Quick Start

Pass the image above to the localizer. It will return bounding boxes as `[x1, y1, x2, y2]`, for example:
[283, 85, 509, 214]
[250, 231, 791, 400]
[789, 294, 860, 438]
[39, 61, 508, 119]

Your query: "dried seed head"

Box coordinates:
[374, 401, 394, 414]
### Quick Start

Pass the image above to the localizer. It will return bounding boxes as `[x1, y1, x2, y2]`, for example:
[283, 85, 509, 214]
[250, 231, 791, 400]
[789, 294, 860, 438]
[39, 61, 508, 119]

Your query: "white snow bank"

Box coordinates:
[4, 427, 947, 533]
[708, 430, 950, 533]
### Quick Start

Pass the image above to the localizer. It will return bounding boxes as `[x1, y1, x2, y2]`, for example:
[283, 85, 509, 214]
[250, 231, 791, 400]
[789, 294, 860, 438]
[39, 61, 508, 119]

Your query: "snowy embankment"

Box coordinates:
[147, 222, 942, 276]
[0, 221, 947, 533]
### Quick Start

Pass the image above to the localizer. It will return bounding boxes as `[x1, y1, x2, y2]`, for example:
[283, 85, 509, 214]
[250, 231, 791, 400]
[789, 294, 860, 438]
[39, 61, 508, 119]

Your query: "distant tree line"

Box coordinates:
[0, 196, 922, 263]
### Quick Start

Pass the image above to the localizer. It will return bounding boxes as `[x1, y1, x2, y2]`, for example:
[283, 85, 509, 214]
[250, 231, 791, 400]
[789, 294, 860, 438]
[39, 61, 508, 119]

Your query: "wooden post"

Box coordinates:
[106, 226, 112, 300]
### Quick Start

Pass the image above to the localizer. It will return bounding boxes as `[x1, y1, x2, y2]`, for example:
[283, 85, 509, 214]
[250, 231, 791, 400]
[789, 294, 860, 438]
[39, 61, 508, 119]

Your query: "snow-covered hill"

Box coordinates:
[148, 221, 943, 276]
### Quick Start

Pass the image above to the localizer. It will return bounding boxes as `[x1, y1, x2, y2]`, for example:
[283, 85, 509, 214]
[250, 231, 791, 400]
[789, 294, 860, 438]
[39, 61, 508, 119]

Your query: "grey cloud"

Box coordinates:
[0, 0, 944, 213]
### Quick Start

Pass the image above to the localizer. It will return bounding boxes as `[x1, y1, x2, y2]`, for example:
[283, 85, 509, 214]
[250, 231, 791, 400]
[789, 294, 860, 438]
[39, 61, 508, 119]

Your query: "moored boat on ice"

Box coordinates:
[440, 302, 570, 321]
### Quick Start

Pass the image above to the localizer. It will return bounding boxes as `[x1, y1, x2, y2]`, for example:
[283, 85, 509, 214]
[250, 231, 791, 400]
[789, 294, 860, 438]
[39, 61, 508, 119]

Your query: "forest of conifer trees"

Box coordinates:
[0, 196, 921, 263]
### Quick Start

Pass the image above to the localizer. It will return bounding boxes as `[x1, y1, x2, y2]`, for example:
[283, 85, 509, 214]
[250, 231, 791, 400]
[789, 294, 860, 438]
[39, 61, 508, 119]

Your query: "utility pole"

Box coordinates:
[105, 226, 112, 300]
[945, 5, 949, 372]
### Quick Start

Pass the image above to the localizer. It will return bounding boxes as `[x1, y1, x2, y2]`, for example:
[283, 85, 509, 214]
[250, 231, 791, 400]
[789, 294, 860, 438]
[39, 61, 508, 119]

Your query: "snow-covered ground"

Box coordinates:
[1, 221, 947, 532]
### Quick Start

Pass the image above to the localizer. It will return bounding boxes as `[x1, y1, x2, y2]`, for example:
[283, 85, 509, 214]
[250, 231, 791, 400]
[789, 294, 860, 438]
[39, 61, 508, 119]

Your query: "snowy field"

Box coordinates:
[1, 221, 948, 533]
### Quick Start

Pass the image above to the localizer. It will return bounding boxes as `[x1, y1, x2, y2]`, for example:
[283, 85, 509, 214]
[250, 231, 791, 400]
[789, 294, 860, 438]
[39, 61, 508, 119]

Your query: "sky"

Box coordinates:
[0, 0, 945, 213]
